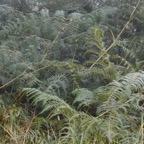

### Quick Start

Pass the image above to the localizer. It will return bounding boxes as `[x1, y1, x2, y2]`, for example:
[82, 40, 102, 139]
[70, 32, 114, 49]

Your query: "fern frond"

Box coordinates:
[72, 88, 96, 108]
[0, 5, 14, 18]
[86, 27, 105, 50]
[94, 71, 144, 142]
[110, 71, 144, 93]
[45, 74, 69, 96]
[92, 6, 118, 24]
[21, 88, 75, 116]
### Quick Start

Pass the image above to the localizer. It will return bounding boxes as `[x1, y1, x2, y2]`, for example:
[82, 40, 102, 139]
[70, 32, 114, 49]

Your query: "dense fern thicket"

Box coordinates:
[0, 0, 144, 143]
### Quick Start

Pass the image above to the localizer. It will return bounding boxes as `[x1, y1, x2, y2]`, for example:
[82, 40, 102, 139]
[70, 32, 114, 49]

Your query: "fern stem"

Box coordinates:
[1, 125, 19, 144]
[89, 0, 141, 69]
[41, 31, 61, 62]
[41, 19, 74, 62]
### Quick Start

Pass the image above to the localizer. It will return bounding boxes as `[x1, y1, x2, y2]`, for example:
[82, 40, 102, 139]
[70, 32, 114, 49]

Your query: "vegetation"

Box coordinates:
[0, 0, 144, 143]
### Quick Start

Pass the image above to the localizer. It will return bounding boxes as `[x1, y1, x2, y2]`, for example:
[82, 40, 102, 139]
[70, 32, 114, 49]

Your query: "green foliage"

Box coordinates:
[96, 71, 144, 144]
[72, 88, 96, 108]
[0, 0, 144, 143]
[84, 27, 110, 67]
[19, 70, 144, 143]
[42, 74, 69, 97]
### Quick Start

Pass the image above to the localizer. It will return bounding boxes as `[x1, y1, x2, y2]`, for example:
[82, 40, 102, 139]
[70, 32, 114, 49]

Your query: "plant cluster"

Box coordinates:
[0, 0, 144, 143]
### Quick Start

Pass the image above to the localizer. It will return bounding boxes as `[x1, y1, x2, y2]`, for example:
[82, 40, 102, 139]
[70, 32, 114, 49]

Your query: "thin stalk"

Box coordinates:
[89, 0, 141, 69]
